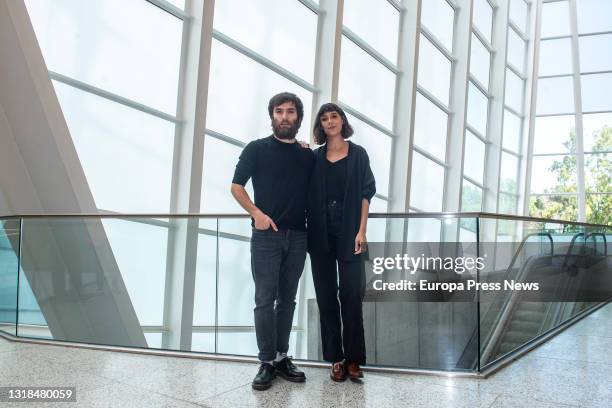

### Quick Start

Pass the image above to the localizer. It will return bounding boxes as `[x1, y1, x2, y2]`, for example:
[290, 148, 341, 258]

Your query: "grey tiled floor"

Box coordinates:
[1, 304, 611, 407]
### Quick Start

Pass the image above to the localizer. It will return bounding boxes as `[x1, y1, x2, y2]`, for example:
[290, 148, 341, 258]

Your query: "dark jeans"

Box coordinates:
[251, 228, 307, 362]
[310, 200, 366, 364]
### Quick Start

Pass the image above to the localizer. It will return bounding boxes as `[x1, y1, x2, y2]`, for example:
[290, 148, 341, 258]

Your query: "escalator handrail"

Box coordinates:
[585, 232, 608, 257]
[562, 232, 586, 269]
[502, 232, 554, 281]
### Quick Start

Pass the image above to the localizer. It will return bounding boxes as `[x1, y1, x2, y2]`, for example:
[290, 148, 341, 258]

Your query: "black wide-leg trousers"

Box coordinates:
[310, 200, 366, 364]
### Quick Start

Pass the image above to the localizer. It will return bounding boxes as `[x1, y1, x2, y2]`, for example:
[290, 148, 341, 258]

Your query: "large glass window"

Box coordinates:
[576, 0, 612, 34]
[586, 194, 612, 224]
[509, 0, 528, 34]
[539, 39, 573, 77]
[461, 179, 483, 212]
[27, 0, 604, 354]
[413, 93, 449, 161]
[213, 0, 317, 82]
[505, 68, 524, 113]
[26, 0, 183, 115]
[529, 195, 578, 221]
[23, 0, 187, 345]
[337, 0, 399, 231]
[530, 155, 577, 194]
[536, 77, 575, 115]
[206, 41, 313, 144]
[541, 1, 571, 38]
[410, 152, 444, 212]
[583, 113, 612, 152]
[507, 28, 526, 73]
[585, 153, 611, 193]
[473, 0, 493, 43]
[500, 152, 519, 194]
[200, 137, 251, 214]
[343, 0, 400, 63]
[420, 0, 455, 51]
[581, 73, 612, 112]
[467, 83, 489, 136]
[470, 34, 491, 88]
[347, 114, 392, 197]
[339, 37, 396, 129]
[53, 81, 175, 213]
[24, 0, 184, 216]
[533, 116, 576, 155]
[498, 192, 518, 214]
[531, 0, 612, 223]
[417, 35, 452, 106]
[411, 0, 456, 216]
[579, 34, 612, 73]
[503, 109, 522, 153]
[463, 131, 485, 184]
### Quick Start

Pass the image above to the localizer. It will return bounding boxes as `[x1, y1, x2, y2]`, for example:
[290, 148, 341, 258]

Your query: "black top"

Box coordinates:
[326, 156, 347, 202]
[232, 135, 314, 231]
[307, 141, 376, 261]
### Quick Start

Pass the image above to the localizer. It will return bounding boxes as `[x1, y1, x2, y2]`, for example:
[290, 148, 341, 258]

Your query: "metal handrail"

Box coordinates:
[585, 232, 608, 257]
[1, 211, 610, 228]
[562, 232, 586, 271]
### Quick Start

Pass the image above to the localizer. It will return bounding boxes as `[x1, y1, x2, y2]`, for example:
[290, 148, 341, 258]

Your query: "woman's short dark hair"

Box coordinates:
[268, 92, 304, 123]
[313, 103, 354, 145]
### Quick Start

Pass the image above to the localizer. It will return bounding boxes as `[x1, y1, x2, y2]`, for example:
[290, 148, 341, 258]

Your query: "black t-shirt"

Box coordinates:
[326, 156, 347, 202]
[232, 135, 314, 231]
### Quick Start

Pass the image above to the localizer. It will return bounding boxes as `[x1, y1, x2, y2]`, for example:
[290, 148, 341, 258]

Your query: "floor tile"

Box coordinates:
[202, 370, 499, 408]
[1, 304, 611, 407]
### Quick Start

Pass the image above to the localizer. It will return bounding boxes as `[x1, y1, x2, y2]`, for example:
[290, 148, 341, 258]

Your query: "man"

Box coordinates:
[231, 92, 314, 390]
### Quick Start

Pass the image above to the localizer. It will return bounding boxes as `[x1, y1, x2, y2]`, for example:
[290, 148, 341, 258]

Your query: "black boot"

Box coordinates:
[252, 363, 276, 390]
[274, 357, 306, 382]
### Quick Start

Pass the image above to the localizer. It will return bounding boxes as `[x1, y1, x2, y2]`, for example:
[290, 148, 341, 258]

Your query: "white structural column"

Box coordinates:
[443, 0, 473, 241]
[522, 0, 542, 217]
[371, 0, 420, 369]
[484, 0, 509, 214]
[568, 0, 586, 222]
[387, 0, 420, 242]
[482, 0, 510, 242]
[310, 0, 343, 137]
[518, 0, 539, 220]
[162, 0, 215, 351]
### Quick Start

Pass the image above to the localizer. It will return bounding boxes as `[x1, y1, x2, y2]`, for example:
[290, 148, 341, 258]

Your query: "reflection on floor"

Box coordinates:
[1, 303, 611, 407]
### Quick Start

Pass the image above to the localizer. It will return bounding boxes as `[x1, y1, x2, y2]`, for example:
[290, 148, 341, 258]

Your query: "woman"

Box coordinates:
[307, 103, 376, 382]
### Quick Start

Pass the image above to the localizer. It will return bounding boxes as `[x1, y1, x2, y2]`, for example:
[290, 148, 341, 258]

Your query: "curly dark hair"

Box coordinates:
[267, 92, 304, 123]
[313, 103, 354, 145]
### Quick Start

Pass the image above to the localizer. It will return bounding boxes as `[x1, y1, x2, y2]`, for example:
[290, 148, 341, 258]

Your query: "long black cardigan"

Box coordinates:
[306, 141, 376, 261]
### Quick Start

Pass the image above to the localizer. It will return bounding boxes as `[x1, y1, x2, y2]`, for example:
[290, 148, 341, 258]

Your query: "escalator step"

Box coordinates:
[509, 320, 541, 334]
[504, 331, 536, 344]
[516, 302, 546, 313]
[514, 310, 545, 322]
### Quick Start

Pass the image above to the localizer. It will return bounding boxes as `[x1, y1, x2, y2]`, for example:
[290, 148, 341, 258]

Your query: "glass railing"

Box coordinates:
[0, 213, 610, 374]
[476, 216, 611, 370]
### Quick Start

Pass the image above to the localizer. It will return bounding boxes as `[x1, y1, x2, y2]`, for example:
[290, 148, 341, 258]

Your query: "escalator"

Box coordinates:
[462, 230, 610, 369]
[495, 301, 548, 355]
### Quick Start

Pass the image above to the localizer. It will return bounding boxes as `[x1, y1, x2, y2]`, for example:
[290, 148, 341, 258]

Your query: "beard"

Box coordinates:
[272, 118, 301, 140]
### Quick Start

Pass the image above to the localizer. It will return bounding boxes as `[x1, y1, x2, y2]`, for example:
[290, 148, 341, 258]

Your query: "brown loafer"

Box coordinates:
[346, 362, 364, 380]
[330, 362, 346, 382]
